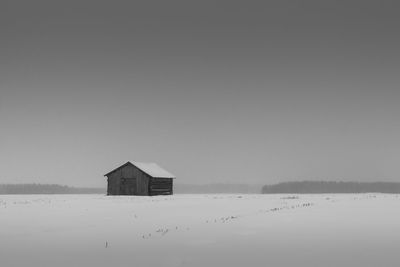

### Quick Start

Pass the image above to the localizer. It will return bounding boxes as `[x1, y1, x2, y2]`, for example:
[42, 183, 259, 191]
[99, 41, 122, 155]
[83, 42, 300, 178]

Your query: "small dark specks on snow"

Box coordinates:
[281, 196, 299, 200]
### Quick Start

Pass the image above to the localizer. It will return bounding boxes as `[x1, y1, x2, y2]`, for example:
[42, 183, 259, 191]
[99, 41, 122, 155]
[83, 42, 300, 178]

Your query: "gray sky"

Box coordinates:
[1, 0, 400, 187]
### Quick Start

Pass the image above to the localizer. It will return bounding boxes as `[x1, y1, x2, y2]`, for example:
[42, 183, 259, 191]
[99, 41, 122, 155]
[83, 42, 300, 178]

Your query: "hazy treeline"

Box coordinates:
[175, 183, 262, 194]
[0, 183, 261, 194]
[0, 184, 104, 194]
[262, 181, 400, 194]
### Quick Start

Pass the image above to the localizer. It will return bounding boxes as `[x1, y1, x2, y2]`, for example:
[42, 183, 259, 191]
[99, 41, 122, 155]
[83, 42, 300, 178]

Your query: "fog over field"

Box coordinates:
[2, 0, 400, 187]
[1, 194, 399, 267]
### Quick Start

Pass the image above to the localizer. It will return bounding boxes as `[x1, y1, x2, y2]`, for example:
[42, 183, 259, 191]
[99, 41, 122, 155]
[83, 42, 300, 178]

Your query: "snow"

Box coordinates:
[0, 194, 399, 267]
[132, 161, 175, 178]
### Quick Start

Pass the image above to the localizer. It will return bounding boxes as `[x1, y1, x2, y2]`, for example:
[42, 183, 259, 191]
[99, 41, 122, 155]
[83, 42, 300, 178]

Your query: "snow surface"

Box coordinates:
[0, 194, 399, 267]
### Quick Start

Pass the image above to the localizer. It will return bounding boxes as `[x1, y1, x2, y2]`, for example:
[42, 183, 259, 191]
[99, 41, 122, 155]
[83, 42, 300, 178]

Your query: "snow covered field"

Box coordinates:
[1, 194, 399, 267]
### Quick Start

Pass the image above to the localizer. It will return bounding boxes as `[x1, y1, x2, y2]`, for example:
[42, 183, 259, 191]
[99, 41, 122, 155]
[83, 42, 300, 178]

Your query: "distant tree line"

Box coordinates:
[0, 184, 105, 194]
[175, 183, 262, 194]
[262, 181, 400, 194]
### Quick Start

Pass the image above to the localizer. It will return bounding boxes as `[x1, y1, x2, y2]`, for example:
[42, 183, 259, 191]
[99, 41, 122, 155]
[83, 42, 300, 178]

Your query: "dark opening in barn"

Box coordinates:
[104, 161, 175, 196]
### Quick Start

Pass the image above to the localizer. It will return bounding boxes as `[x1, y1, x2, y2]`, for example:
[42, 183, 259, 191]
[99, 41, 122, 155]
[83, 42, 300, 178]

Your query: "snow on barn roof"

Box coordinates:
[131, 161, 175, 178]
[104, 161, 176, 178]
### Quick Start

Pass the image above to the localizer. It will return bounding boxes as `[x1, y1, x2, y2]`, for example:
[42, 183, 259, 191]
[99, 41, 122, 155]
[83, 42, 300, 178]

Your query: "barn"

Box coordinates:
[104, 161, 175, 196]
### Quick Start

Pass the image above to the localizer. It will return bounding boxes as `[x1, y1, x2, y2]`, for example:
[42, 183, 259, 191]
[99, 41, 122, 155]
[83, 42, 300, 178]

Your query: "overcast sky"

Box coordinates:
[1, 0, 400, 187]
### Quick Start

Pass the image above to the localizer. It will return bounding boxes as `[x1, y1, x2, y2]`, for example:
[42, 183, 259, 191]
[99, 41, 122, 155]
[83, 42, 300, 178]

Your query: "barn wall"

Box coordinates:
[107, 176, 119, 195]
[149, 178, 173, 195]
[106, 164, 150, 195]
[121, 164, 150, 195]
[120, 178, 136, 195]
[107, 168, 123, 195]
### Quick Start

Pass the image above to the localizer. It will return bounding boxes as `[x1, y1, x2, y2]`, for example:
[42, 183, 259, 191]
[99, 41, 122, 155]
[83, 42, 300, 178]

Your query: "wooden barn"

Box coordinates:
[104, 161, 175, 196]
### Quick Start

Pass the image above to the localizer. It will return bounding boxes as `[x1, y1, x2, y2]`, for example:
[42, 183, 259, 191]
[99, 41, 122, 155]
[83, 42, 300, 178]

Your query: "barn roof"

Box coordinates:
[104, 161, 176, 178]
